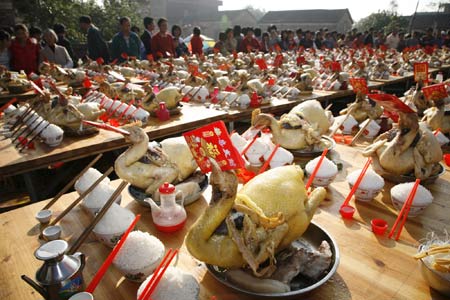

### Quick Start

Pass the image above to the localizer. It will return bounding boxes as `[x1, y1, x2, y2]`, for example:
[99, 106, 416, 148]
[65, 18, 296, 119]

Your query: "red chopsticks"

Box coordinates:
[86, 214, 141, 293]
[240, 134, 258, 156]
[341, 157, 372, 207]
[388, 179, 420, 241]
[258, 144, 280, 174]
[305, 148, 329, 190]
[138, 248, 179, 300]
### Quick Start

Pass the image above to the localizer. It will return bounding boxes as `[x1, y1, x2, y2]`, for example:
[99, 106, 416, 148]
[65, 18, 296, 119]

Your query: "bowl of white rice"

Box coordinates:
[40, 124, 64, 147]
[390, 182, 433, 217]
[74, 168, 111, 195]
[92, 203, 134, 248]
[137, 267, 200, 300]
[81, 183, 122, 216]
[305, 156, 338, 187]
[113, 231, 165, 282]
[347, 169, 384, 202]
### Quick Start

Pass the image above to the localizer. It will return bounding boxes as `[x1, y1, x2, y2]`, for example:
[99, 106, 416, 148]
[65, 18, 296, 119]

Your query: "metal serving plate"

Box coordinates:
[290, 136, 336, 157]
[206, 222, 340, 298]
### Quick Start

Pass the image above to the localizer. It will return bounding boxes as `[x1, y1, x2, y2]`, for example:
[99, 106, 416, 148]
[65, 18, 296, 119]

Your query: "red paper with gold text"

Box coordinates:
[414, 62, 428, 82]
[349, 78, 369, 95]
[183, 121, 245, 173]
[422, 83, 448, 101]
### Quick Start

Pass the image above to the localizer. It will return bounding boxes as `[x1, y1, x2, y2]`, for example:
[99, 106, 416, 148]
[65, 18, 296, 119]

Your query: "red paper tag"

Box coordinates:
[331, 61, 341, 72]
[422, 83, 448, 101]
[414, 62, 428, 82]
[188, 64, 199, 76]
[367, 93, 415, 114]
[255, 58, 268, 70]
[273, 54, 283, 68]
[349, 78, 368, 95]
[296, 55, 305, 66]
[183, 121, 245, 173]
[96, 57, 104, 65]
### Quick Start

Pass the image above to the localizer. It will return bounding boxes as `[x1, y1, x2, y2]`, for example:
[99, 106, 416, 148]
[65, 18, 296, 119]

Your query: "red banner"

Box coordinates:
[422, 83, 448, 101]
[414, 62, 428, 82]
[367, 93, 415, 114]
[183, 121, 245, 173]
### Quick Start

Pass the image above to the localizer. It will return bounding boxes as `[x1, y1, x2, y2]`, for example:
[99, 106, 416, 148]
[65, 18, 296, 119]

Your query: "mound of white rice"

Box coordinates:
[113, 231, 164, 271]
[137, 267, 199, 300]
[346, 169, 384, 190]
[82, 182, 121, 209]
[390, 182, 433, 206]
[74, 168, 110, 195]
[94, 203, 134, 234]
[305, 156, 338, 178]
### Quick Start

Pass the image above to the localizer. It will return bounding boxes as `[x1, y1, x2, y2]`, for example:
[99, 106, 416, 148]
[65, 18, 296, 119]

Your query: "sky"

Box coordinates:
[219, 0, 442, 21]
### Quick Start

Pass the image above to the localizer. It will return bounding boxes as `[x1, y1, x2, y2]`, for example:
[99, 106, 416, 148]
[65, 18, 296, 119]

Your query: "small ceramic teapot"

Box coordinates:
[145, 182, 187, 233]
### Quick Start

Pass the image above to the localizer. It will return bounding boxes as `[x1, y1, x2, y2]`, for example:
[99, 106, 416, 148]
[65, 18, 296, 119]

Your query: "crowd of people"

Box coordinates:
[1, 14, 450, 75]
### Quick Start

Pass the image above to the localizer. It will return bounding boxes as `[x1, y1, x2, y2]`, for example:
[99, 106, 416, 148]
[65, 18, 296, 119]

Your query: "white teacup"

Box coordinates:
[360, 119, 381, 138]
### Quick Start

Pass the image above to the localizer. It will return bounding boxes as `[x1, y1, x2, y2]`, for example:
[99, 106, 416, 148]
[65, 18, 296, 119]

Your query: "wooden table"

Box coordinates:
[0, 104, 227, 177]
[1, 143, 449, 300]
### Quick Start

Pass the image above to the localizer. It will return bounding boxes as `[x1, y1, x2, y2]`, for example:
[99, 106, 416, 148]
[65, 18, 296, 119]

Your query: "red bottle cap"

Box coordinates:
[159, 182, 175, 194]
[371, 219, 388, 235]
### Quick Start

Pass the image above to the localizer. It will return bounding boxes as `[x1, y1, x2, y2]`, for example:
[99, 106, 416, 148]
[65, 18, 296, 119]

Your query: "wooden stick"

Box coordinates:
[42, 154, 103, 210]
[47, 167, 114, 227]
[67, 180, 128, 255]
[329, 107, 355, 137]
[350, 119, 371, 146]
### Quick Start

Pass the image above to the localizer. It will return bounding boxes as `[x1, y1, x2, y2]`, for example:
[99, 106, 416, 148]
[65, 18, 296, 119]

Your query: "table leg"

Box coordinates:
[22, 173, 38, 202]
[228, 121, 234, 132]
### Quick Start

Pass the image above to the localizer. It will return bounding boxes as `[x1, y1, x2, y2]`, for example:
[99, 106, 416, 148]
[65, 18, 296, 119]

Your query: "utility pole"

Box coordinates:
[408, 0, 420, 34]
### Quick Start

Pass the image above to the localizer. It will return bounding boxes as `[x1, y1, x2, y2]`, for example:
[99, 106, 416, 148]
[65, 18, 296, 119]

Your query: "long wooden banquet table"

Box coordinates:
[1, 143, 449, 300]
[0, 81, 386, 178]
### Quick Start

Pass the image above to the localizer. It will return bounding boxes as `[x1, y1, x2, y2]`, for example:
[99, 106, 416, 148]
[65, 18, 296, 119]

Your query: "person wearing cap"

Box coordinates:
[141, 17, 154, 56]
[111, 16, 141, 62]
[79, 15, 110, 63]
[53, 23, 76, 67]
[9, 24, 40, 74]
[40, 29, 73, 68]
[152, 18, 175, 59]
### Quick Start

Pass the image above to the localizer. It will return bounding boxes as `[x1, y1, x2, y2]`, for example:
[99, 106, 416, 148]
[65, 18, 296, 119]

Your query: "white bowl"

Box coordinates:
[115, 257, 163, 282]
[390, 183, 433, 217]
[348, 183, 383, 202]
[312, 174, 338, 188]
[35, 209, 52, 224]
[92, 229, 125, 248]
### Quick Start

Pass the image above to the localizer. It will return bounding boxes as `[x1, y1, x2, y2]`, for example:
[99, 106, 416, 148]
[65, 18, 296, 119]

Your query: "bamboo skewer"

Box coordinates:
[42, 154, 103, 210]
[68, 180, 128, 255]
[46, 167, 114, 227]
[329, 106, 355, 137]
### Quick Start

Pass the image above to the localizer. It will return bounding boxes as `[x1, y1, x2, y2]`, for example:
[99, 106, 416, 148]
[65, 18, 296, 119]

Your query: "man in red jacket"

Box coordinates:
[9, 24, 40, 74]
[151, 18, 175, 59]
[240, 28, 261, 53]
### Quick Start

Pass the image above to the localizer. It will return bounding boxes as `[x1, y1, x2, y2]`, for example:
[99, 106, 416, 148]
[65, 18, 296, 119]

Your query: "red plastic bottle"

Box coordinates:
[156, 102, 170, 121]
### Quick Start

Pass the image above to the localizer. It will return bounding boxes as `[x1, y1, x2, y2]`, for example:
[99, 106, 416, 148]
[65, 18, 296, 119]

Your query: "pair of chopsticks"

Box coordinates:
[43, 154, 103, 210]
[138, 248, 179, 300]
[388, 179, 421, 241]
[258, 144, 280, 174]
[341, 157, 372, 208]
[86, 214, 141, 293]
[68, 180, 128, 254]
[305, 148, 329, 191]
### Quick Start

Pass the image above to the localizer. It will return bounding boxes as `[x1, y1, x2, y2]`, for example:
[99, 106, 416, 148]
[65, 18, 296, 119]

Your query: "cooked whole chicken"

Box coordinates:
[363, 112, 442, 179]
[114, 124, 197, 194]
[340, 94, 383, 123]
[185, 161, 326, 275]
[252, 100, 332, 150]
